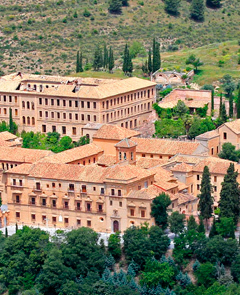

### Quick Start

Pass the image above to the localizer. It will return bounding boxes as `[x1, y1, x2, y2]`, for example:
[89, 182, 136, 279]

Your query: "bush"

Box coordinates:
[83, 8, 91, 17]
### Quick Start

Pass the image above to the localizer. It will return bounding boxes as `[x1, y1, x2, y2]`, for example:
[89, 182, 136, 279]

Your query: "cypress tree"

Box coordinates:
[9, 108, 13, 133]
[127, 53, 133, 75]
[209, 217, 217, 238]
[219, 92, 223, 117]
[237, 87, 240, 119]
[123, 44, 128, 74]
[76, 51, 80, 73]
[108, 0, 122, 14]
[5, 227, 8, 238]
[221, 103, 228, 122]
[229, 92, 233, 118]
[206, 0, 221, 8]
[198, 217, 205, 233]
[164, 0, 181, 15]
[190, 0, 205, 21]
[15, 222, 18, 233]
[93, 45, 103, 71]
[211, 89, 214, 111]
[103, 44, 109, 69]
[148, 49, 152, 74]
[198, 166, 213, 229]
[187, 215, 198, 231]
[219, 163, 240, 225]
[108, 46, 114, 73]
[79, 51, 83, 72]
[152, 38, 161, 73]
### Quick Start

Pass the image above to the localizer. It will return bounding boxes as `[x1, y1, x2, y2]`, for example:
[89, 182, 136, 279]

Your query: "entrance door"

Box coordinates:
[113, 220, 119, 232]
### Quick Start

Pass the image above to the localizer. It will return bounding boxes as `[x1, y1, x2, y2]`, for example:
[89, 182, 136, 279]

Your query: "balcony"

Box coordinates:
[33, 187, 42, 192]
[80, 192, 87, 198]
[86, 208, 92, 212]
[97, 209, 103, 213]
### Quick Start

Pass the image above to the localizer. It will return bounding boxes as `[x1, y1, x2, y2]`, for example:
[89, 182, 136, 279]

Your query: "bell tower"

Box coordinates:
[115, 138, 137, 165]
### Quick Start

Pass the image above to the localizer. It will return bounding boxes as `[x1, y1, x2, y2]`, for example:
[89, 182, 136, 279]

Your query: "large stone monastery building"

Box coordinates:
[0, 72, 156, 140]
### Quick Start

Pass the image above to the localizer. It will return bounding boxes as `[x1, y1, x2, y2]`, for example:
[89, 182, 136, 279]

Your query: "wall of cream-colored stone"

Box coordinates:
[218, 125, 240, 150]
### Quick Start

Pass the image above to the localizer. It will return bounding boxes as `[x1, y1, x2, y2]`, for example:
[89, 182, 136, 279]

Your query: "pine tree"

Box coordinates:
[148, 49, 152, 74]
[102, 267, 111, 282]
[108, 0, 122, 14]
[79, 51, 83, 72]
[236, 87, 240, 119]
[209, 217, 217, 238]
[190, 0, 205, 21]
[15, 222, 18, 233]
[108, 46, 114, 73]
[206, 0, 221, 8]
[76, 51, 80, 73]
[187, 215, 198, 231]
[219, 163, 240, 225]
[198, 217, 205, 233]
[198, 166, 213, 229]
[164, 0, 181, 15]
[105, 254, 115, 270]
[9, 108, 14, 134]
[229, 92, 233, 118]
[192, 259, 200, 272]
[103, 44, 109, 69]
[211, 89, 214, 111]
[5, 227, 8, 238]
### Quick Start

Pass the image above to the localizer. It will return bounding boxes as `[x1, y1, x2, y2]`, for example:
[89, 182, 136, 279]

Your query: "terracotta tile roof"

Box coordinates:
[0, 146, 53, 163]
[105, 164, 155, 183]
[177, 182, 189, 191]
[167, 154, 205, 165]
[149, 166, 179, 190]
[97, 154, 116, 167]
[93, 124, 141, 140]
[159, 100, 209, 109]
[0, 73, 156, 99]
[127, 184, 176, 201]
[171, 162, 193, 173]
[0, 131, 18, 141]
[6, 162, 154, 184]
[193, 157, 240, 174]
[39, 143, 103, 164]
[196, 129, 219, 140]
[133, 138, 202, 156]
[222, 119, 240, 134]
[115, 138, 137, 148]
[0, 138, 16, 147]
[176, 193, 197, 205]
[136, 158, 168, 169]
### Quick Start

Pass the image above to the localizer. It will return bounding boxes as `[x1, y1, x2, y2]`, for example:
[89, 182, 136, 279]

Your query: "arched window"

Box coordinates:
[32, 117, 35, 125]
[27, 117, 30, 125]
[27, 101, 30, 109]
[22, 101, 25, 108]
[22, 116, 26, 124]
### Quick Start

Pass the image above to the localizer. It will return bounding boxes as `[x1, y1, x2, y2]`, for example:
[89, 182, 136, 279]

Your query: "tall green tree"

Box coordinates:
[152, 38, 161, 72]
[190, 0, 205, 21]
[187, 215, 198, 231]
[151, 193, 171, 229]
[122, 44, 133, 75]
[164, 0, 181, 15]
[219, 163, 240, 225]
[219, 142, 239, 162]
[9, 108, 14, 134]
[237, 87, 240, 119]
[93, 45, 103, 71]
[209, 217, 217, 238]
[211, 89, 214, 111]
[103, 44, 108, 69]
[108, 232, 121, 260]
[108, 46, 114, 73]
[198, 166, 213, 229]
[229, 92, 233, 118]
[220, 103, 228, 123]
[79, 51, 83, 72]
[186, 54, 203, 72]
[219, 92, 223, 116]
[122, 0, 129, 6]
[147, 48, 152, 74]
[168, 211, 186, 234]
[221, 74, 235, 98]
[76, 51, 80, 73]
[108, 0, 122, 14]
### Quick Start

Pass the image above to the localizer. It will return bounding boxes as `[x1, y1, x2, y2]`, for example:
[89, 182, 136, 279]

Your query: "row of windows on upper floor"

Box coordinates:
[0, 108, 18, 116]
[102, 89, 154, 109]
[0, 95, 18, 103]
[38, 111, 97, 122]
[196, 175, 218, 182]
[38, 97, 97, 109]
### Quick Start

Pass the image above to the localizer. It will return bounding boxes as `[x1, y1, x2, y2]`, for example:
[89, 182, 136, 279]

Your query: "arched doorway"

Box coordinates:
[113, 220, 119, 232]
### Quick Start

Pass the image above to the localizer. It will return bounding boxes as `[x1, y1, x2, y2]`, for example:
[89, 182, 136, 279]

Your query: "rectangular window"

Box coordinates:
[111, 189, 115, 196]
[63, 100, 66, 107]
[63, 113, 66, 119]
[118, 190, 121, 196]
[69, 113, 72, 120]
[100, 188, 105, 195]
[31, 214, 36, 221]
[57, 99, 60, 106]
[64, 218, 69, 224]
[51, 99, 54, 106]
[42, 125, 46, 132]
[214, 186, 217, 192]
[62, 126, 66, 134]
[86, 203, 91, 212]
[13, 179, 16, 185]
[16, 212, 20, 218]
[214, 176, 217, 182]
[93, 102, 96, 109]
[81, 101, 84, 108]
[130, 209, 134, 216]
[87, 102, 90, 108]
[87, 220, 91, 227]
[72, 127, 76, 135]
[69, 100, 72, 107]
[45, 98, 48, 105]
[110, 200, 113, 206]
[39, 98, 42, 105]
[77, 219, 81, 225]
[19, 180, 23, 186]
[141, 210, 145, 218]
[197, 175, 200, 180]
[119, 201, 122, 207]
[75, 114, 78, 120]
[197, 184, 200, 190]
[223, 132, 227, 140]
[75, 101, 78, 108]
[52, 216, 57, 223]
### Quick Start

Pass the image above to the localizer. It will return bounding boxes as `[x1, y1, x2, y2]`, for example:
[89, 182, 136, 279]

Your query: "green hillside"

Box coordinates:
[0, 0, 240, 78]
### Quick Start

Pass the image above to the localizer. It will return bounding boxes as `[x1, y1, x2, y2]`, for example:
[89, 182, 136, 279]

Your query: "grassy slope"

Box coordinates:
[0, 0, 240, 77]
